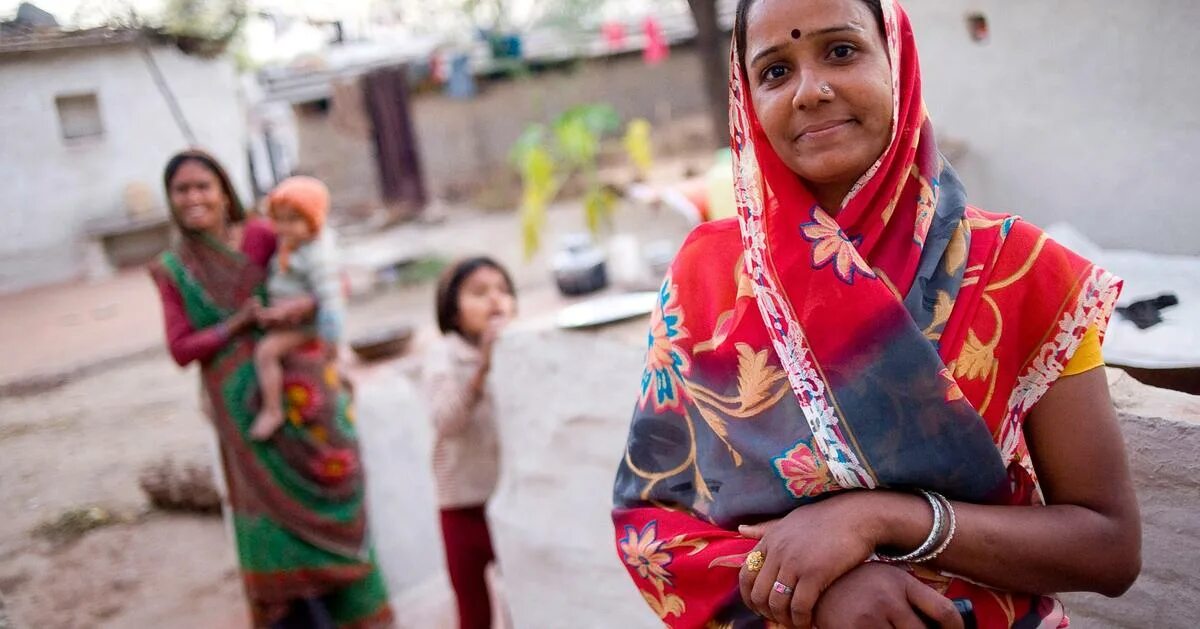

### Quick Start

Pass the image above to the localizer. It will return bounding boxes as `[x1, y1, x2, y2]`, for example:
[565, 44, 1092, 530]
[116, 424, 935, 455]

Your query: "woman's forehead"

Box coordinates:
[173, 160, 218, 183]
[746, 0, 872, 44]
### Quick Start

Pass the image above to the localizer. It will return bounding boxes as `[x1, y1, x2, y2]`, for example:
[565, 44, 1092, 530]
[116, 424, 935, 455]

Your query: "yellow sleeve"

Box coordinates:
[1061, 324, 1105, 377]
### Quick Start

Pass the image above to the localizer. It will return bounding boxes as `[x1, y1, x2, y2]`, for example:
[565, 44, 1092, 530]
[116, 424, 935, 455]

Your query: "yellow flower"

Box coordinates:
[285, 384, 312, 426]
[324, 365, 339, 388]
[286, 384, 311, 407]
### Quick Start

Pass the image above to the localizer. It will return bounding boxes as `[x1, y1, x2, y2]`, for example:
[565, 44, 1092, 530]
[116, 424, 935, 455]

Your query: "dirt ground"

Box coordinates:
[0, 185, 697, 628]
[0, 278, 458, 629]
[0, 345, 250, 628]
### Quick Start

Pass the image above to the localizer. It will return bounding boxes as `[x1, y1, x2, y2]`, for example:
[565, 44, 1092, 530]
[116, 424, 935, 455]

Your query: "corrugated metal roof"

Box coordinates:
[0, 26, 144, 55]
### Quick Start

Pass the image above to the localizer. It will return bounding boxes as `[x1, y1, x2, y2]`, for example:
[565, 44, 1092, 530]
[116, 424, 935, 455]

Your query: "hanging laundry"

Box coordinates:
[430, 49, 449, 84]
[643, 16, 669, 65]
[602, 21, 627, 51]
[446, 53, 477, 99]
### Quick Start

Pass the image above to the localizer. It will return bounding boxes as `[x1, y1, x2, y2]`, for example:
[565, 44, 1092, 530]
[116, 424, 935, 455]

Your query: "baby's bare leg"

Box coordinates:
[251, 329, 313, 440]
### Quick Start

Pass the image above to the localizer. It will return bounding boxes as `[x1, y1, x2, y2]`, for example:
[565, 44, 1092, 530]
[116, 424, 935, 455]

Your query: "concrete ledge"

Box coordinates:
[489, 325, 657, 629]
[1061, 370, 1200, 627]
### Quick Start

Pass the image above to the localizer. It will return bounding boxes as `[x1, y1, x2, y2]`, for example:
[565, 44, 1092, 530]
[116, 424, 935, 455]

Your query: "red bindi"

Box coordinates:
[791, 28, 801, 39]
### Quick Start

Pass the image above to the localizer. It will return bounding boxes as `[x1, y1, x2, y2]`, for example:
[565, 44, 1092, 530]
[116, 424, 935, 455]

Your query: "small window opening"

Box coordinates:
[56, 92, 104, 140]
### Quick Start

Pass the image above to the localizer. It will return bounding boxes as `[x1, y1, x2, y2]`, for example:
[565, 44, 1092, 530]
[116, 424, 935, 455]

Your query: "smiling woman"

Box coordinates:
[151, 149, 393, 629]
[611, 1, 1140, 628]
[738, 0, 891, 212]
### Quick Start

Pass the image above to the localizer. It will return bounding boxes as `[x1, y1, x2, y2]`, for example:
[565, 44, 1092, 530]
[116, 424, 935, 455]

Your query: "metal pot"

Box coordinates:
[552, 234, 609, 296]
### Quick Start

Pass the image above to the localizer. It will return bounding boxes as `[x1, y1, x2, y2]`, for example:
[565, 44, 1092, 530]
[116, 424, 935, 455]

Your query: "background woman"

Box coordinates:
[151, 149, 392, 628]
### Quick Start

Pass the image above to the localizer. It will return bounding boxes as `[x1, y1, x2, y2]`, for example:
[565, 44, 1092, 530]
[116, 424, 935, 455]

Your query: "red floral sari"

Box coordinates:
[612, 2, 1120, 627]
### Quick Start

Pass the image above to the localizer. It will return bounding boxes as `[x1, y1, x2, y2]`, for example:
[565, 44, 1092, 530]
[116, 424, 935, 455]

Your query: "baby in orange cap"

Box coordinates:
[250, 176, 345, 441]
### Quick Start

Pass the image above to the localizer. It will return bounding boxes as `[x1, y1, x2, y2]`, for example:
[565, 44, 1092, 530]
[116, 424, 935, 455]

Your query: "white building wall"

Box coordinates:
[904, 0, 1200, 254]
[0, 43, 248, 292]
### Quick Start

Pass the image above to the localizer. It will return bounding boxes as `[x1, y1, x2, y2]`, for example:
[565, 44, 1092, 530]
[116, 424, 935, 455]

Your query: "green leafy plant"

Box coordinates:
[511, 104, 653, 257]
[162, 0, 246, 58]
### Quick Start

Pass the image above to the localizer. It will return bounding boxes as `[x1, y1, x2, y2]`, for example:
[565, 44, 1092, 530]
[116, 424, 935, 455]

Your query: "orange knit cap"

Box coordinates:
[268, 176, 330, 233]
[268, 176, 330, 271]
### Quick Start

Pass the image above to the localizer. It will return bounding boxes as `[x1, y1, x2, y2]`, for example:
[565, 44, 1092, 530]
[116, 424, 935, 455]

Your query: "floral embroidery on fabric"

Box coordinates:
[640, 276, 692, 413]
[913, 166, 939, 247]
[619, 521, 708, 621]
[310, 448, 358, 485]
[688, 343, 791, 468]
[774, 438, 840, 498]
[799, 206, 877, 285]
[998, 267, 1121, 463]
[620, 522, 675, 585]
[940, 368, 965, 402]
[283, 377, 323, 427]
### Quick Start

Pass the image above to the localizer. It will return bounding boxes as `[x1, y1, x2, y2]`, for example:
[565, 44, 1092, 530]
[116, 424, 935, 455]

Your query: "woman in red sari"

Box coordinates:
[611, 1, 1141, 627]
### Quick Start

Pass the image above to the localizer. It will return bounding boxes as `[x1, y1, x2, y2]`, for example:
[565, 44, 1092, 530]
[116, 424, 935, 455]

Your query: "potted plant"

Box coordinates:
[510, 104, 653, 295]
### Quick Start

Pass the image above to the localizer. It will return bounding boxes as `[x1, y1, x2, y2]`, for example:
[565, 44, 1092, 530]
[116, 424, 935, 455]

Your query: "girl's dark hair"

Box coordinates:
[162, 148, 246, 225]
[735, 0, 885, 73]
[436, 256, 516, 335]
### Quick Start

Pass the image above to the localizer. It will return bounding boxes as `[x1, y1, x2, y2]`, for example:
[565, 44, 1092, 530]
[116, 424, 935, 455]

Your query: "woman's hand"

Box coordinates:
[227, 299, 261, 334]
[738, 491, 894, 628]
[257, 296, 316, 329]
[256, 305, 286, 328]
[814, 563, 964, 629]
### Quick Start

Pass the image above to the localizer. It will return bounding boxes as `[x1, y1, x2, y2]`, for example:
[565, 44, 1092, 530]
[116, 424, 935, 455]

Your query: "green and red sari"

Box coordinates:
[152, 220, 392, 628]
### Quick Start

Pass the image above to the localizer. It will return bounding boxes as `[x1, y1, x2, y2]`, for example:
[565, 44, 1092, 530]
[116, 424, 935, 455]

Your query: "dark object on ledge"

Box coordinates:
[1117, 293, 1179, 330]
[553, 234, 609, 297]
[350, 325, 414, 362]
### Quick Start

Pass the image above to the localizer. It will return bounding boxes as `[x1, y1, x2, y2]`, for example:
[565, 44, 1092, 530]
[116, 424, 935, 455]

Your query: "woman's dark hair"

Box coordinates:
[735, 0, 885, 73]
[436, 256, 516, 335]
[162, 148, 246, 225]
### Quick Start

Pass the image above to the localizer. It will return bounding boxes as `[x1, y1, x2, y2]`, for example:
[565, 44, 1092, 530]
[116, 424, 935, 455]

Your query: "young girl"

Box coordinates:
[423, 257, 516, 629]
[250, 176, 346, 441]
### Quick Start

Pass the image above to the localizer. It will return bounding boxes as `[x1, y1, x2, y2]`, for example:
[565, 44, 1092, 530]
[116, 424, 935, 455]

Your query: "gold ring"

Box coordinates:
[744, 549, 765, 572]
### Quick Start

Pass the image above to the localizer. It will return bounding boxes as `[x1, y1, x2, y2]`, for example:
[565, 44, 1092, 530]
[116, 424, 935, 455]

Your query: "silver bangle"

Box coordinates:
[921, 492, 957, 563]
[878, 489, 945, 563]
